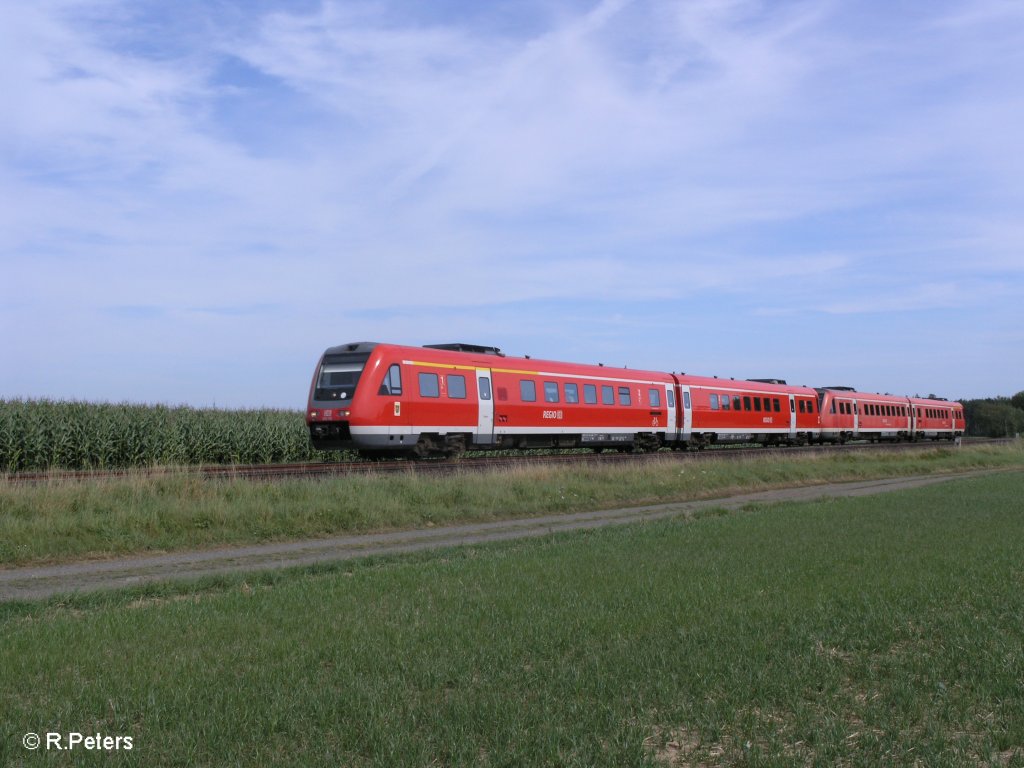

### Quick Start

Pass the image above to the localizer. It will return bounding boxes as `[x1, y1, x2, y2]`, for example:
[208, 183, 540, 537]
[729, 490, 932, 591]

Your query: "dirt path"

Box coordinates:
[0, 470, 1009, 602]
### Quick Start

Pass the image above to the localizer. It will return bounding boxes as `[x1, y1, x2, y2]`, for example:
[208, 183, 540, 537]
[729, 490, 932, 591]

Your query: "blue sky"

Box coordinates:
[2, 0, 1022, 408]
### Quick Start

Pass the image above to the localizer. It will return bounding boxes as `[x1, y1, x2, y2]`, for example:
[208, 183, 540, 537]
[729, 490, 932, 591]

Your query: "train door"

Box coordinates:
[679, 384, 692, 442]
[789, 396, 797, 440]
[853, 399, 859, 437]
[475, 369, 495, 445]
[665, 383, 678, 443]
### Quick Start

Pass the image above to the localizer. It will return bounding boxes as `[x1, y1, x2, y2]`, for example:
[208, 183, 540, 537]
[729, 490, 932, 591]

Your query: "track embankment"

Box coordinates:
[2, 468, 1015, 603]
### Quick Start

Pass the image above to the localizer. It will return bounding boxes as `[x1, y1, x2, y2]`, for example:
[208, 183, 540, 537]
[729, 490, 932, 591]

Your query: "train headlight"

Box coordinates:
[310, 410, 319, 419]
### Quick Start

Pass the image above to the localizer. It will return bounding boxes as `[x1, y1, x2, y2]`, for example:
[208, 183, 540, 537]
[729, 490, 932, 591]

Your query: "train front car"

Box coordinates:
[306, 342, 382, 452]
[308, 342, 683, 458]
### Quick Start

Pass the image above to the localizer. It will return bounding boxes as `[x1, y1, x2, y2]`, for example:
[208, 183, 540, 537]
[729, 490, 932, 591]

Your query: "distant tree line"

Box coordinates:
[962, 392, 1024, 437]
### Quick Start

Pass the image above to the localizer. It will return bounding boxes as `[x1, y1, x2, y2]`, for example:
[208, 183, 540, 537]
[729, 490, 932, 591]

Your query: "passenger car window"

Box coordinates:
[418, 372, 439, 398]
[602, 386, 615, 405]
[544, 382, 560, 403]
[648, 388, 661, 408]
[584, 384, 598, 404]
[618, 387, 631, 406]
[710, 394, 720, 410]
[448, 375, 467, 399]
[520, 380, 537, 402]
[565, 383, 580, 404]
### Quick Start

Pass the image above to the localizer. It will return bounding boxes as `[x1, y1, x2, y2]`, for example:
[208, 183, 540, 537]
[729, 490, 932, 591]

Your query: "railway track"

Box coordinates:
[3, 438, 1011, 485]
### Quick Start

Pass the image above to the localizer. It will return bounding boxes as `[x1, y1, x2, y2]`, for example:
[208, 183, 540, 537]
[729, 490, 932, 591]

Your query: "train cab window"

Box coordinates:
[448, 375, 467, 399]
[418, 372, 440, 398]
[618, 387, 631, 406]
[721, 394, 730, 410]
[544, 382, 560, 403]
[710, 394, 720, 410]
[565, 383, 580, 404]
[378, 364, 403, 396]
[773, 398, 781, 412]
[743, 396, 752, 411]
[602, 386, 615, 405]
[584, 384, 598, 404]
[649, 388, 661, 408]
[520, 380, 537, 402]
[478, 377, 492, 401]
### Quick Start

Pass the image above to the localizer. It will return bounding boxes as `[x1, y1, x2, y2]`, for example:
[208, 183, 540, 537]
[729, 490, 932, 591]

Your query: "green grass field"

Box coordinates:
[2, 472, 1022, 766]
[1, 442, 1021, 567]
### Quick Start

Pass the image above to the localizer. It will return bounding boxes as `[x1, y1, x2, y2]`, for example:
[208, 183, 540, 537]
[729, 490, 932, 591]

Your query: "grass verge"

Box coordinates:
[2, 472, 1023, 766]
[0, 442, 1022, 567]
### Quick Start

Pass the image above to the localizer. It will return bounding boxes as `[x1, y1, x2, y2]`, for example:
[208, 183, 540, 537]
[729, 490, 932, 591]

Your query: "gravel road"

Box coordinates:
[0, 470, 1007, 602]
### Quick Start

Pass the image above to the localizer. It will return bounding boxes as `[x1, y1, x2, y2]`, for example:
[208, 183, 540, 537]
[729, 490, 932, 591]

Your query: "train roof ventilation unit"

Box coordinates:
[820, 386, 856, 391]
[747, 378, 787, 385]
[424, 343, 505, 357]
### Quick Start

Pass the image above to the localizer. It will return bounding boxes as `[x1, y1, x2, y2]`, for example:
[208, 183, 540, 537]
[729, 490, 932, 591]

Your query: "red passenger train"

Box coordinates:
[306, 342, 964, 458]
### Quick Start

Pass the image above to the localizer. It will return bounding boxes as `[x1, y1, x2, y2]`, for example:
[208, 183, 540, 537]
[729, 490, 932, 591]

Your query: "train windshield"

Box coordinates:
[314, 354, 369, 401]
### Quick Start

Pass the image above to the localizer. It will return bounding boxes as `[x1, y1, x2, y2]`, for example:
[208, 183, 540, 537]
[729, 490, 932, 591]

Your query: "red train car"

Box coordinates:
[680, 376, 819, 447]
[911, 397, 965, 440]
[307, 342, 679, 457]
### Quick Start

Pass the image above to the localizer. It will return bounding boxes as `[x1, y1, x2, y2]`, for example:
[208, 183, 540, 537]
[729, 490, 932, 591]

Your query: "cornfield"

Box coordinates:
[0, 399, 338, 472]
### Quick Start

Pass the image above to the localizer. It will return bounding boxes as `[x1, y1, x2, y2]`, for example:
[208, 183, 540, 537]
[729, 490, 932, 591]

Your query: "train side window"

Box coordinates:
[544, 382, 560, 403]
[565, 383, 579, 404]
[710, 394, 720, 410]
[520, 380, 537, 402]
[733, 396, 741, 410]
[584, 384, 598, 404]
[602, 386, 615, 405]
[378, 364, 403, 396]
[743, 396, 751, 411]
[649, 388, 661, 408]
[418, 372, 440, 398]
[668, 390, 675, 408]
[721, 394, 730, 410]
[478, 377, 492, 401]
[808, 400, 815, 413]
[618, 387, 632, 406]
[448, 374, 467, 399]
[773, 398, 781, 412]
[683, 391, 691, 409]
[755, 398, 763, 412]
[798, 400, 805, 414]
